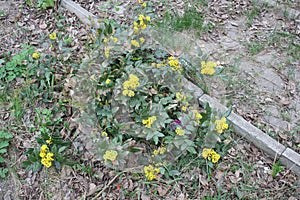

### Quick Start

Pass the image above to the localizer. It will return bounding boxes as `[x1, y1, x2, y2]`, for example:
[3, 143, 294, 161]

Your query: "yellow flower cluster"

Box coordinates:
[215, 117, 229, 134]
[131, 37, 145, 48]
[123, 74, 140, 97]
[49, 32, 57, 40]
[200, 61, 217, 75]
[46, 137, 52, 144]
[193, 110, 203, 124]
[133, 14, 150, 33]
[131, 39, 140, 47]
[176, 92, 189, 112]
[103, 36, 118, 44]
[138, 0, 147, 7]
[176, 92, 186, 102]
[168, 56, 182, 71]
[144, 165, 160, 181]
[202, 148, 221, 163]
[39, 145, 54, 168]
[175, 127, 185, 136]
[181, 103, 189, 112]
[32, 52, 40, 59]
[152, 146, 166, 157]
[104, 46, 110, 58]
[103, 150, 118, 162]
[142, 116, 157, 128]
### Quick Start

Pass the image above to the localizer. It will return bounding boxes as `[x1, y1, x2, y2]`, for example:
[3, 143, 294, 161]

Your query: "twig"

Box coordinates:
[89, 166, 143, 199]
[90, 171, 124, 199]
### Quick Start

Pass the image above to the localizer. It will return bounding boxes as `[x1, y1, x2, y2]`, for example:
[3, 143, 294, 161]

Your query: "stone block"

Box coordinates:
[61, 0, 100, 28]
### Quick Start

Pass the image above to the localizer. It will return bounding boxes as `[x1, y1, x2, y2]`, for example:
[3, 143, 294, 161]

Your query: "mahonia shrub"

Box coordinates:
[73, 1, 231, 180]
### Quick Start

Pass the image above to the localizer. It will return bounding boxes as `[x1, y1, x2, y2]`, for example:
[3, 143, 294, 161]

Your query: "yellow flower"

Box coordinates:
[105, 79, 111, 85]
[175, 127, 185, 136]
[152, 149, 159, 157]
[202, 148, 210, 159]
[39, 145, 54, 168]
[104, 46, 110, 58]
[40, 145, 48, 153]
[159, 147, 166, 154]
[168, 56, 181, 71]
[211, 152, 221, 163]
[142, 116, 157, 128]
[133, 21, 139, 33]
[152, 146, 166, 157]
[200, 61, 217, 75]
[140, 22, 147, 30]
[103, 150, 118, 162]
[46, 152, 54, 161]
[181, 105, 187, 112]
[139, 37, 145, 44]
[110, 36, 118, 43]
[202, 148, 220, 163]
[122, 89, 135, 97]
[41, 158, 52, 168]
[49, 32, 57, 40]
[102, 131, 108, 137]
[32, 52, 40, 59]
[142, 2, 147, 7]
[193, 110, 202, 123]
[138, 0, 143, 3]
[131, 39, 140, 47]
[46, 137, 52, 144]
[39, 151, 46, 158]
[138, 14, 145, 21]
[144, 165, 160, 181]
[145, 16, 151, 21]
[215, 117, 229, 134]
[176, 92, 186, 101]
[123, 74, 140, 97]
[103, 37, 109, 43]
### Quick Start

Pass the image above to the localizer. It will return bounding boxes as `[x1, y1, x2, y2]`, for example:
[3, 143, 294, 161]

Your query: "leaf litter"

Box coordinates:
[0, 0, 299, 199]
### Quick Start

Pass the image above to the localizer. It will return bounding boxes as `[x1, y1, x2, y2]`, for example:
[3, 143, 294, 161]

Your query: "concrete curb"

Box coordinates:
[61, 0, 101, 28]
[60, 0, 300, 177]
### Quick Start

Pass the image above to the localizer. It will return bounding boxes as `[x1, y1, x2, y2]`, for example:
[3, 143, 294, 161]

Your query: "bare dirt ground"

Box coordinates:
[0, 0, 299, 199]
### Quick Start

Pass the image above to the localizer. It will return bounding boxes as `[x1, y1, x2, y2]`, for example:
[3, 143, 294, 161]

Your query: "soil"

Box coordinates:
[0, 0, 299, 199]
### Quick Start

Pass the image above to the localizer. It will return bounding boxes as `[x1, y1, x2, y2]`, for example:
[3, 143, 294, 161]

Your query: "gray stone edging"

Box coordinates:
[61, 0, 101, 28]
[60, 0, 300, 177]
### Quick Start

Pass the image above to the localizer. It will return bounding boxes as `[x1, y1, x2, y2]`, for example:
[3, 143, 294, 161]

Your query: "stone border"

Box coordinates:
[60, 0, 300, 176]
[61, 0, 101, 28]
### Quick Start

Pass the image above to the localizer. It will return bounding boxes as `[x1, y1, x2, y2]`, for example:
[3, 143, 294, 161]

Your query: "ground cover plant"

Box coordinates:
[73, 2, 231, 179]
[0, 0, 299, 199]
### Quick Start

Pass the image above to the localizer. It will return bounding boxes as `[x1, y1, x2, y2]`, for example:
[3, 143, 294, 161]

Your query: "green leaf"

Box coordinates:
[169, 170, 180, 176]
[0, 141, 9, 149]
[159, 167, 165, 175]
[58, 146, 67, 153]
[33, 162, 41, 172]
[0, 168, 9, 178]
[187, 146, 197, 154]
[0, 131, 13, 139]
[204, 132, 220, 148]
[0, 156, 4, 163]
[0, 149, 7, 154]
[22, 160, 32, 168]
[223, 106, 232, 118]
[55, 161, 62, 170]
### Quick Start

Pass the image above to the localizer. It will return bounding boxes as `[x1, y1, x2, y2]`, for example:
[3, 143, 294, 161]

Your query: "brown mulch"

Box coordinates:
[0, 0, 299, 199]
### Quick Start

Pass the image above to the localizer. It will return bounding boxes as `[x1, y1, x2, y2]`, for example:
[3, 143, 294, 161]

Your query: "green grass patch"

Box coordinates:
[155, 3, 214, 36]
